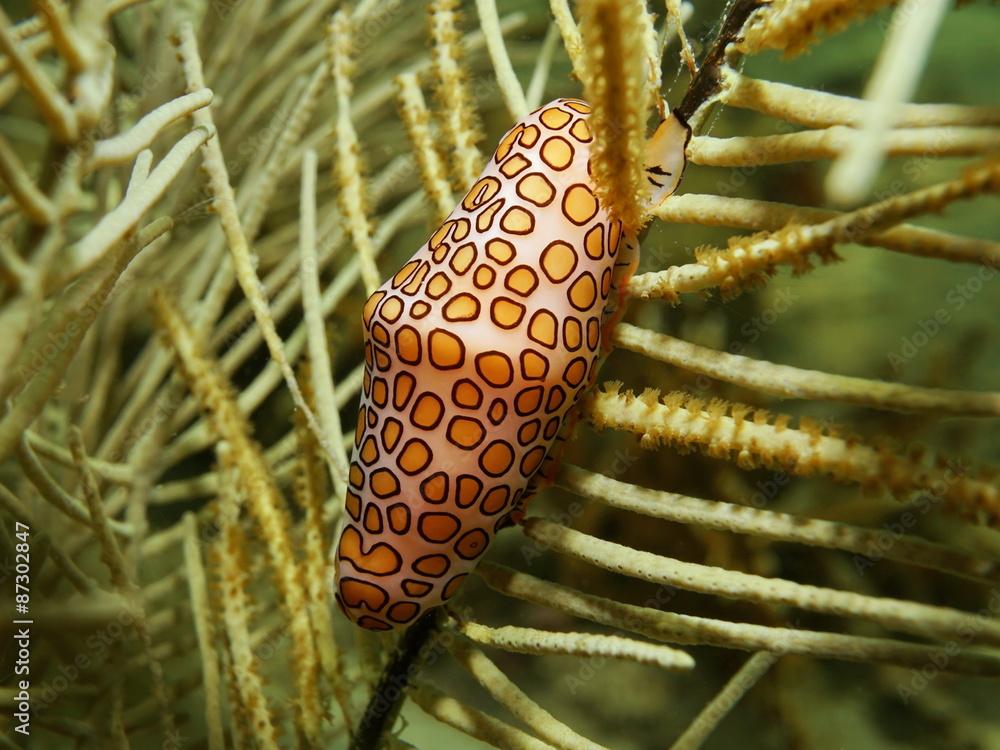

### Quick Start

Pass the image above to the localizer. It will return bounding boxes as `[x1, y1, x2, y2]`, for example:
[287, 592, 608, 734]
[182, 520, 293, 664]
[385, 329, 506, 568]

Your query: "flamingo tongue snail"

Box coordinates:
[333, 98, 690, 630]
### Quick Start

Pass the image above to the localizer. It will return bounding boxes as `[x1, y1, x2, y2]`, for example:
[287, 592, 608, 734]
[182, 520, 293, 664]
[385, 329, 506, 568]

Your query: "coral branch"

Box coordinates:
[450, 639, 609, 750]
[688, 126, 1000, 167]
[174, 23, 336, 485]
[0, 133, 57, 224]
[0, 6, 77, 141]
[88, 89, 214, 171]
[158, 194, 422, 468]
[216, 0, 338, 125]
[15, 435, 133, 536]
[721, 71, 1000, 129]
[520, 518, 1000, 646]
[739, 0, 898, 57]
[151, 291, 322, 744]
[34, 0, 87, 72]
[0, 215, 172, 462]
[455, 620, 695, 671]
[328, 11, 381, 296]
[181, 513, 225, 750]
[479, 563, 1000, 675]
[548, 0, 584, 80]
[525, 22, 559, 111]
[631, 161, 1000, 298]
[664, 0, 697, 75]
[429, 0, 483, 191]
[299, 149, 351, 496]
[240, 61, 329, 242]
[557, 464, 1000, 585]
[613, 322, 1000, 417]
[0, 481, 95, 592]
[475, 0, 527, 118]
[291, 366, 354, 728]
[395, 72, 455, 224]
[213, 478, 281, 750]
[578, 0, 652, 234]
[71, 128, 207, 271]
[411, 682, 553, 750]
[653, 193, 1000, 267]
[585, 384, 1000, 524]
[825, 0, 951, 204]
[69, 427, 177, 743]
[668, 652, 779, 750]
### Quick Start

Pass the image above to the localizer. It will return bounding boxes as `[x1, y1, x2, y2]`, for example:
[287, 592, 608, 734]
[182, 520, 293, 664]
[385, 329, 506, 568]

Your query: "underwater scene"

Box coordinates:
[0, 0, 998, 748]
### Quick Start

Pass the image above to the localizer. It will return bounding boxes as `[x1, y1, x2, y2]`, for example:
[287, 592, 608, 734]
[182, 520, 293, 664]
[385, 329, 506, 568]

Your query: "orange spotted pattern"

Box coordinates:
[334, 99, 646, 630]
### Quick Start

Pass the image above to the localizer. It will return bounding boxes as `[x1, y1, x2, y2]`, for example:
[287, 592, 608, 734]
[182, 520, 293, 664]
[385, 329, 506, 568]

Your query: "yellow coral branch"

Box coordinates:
[557, 464, 1000, 585]
[0, 6, 77, 141]
[479, 563, 1000, 675]
[181, 512, 225, 750]
[578, 0, 652, 234]
[825, 0, 951, 204]
[239, 61, 329, 241]
[613, 322, 1000, 417]
[668, 652, 779, 750]
[159, 194, 423, 467]
[585, 384, 1000, 524]
[721, 70, 1000, 129]
[688, 126, 1000, 167]
[664, 0, 697, 75]
[429, 0, 483, 190]
[0, 215, 172, 463]
[449, 640, 610, 750]
[395, 72, 455, 224]
[216, 0, 339, 125]
[411, 682, 554, 750]
[35, 0, 90, 72]
[291, 364, 354, 729]
[0, 133, 57, 224]
[455, 620, 695, 671]
[548, 0, 584, 80]
[632, 161, 1000, 299]
[70, 127, 206, 271]
[69, 427, 177, 743]
[653, 193, 1000, 267]
[15, 435, 133, 536]
[212, 477, 281, 750]
[150, 291, 322, 744]
[328, 11, 381, 295]
[174, 23, 337, 484]
[88, 88, 214, 171]
[299, 149, 350, 495]
[0, 481, 95, 592]
[475, 0, 527, 118]
[521, 518, 1000, 646]
[739, 0, 898, 57]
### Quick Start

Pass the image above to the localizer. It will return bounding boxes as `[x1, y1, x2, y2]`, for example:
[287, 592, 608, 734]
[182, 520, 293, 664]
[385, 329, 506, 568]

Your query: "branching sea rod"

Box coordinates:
[0, 1, 996, 748]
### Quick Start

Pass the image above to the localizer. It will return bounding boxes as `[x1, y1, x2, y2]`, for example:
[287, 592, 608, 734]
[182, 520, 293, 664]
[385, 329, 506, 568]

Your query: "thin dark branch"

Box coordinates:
[676, 0, 771, 124]
[349, 609, 442, 750]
